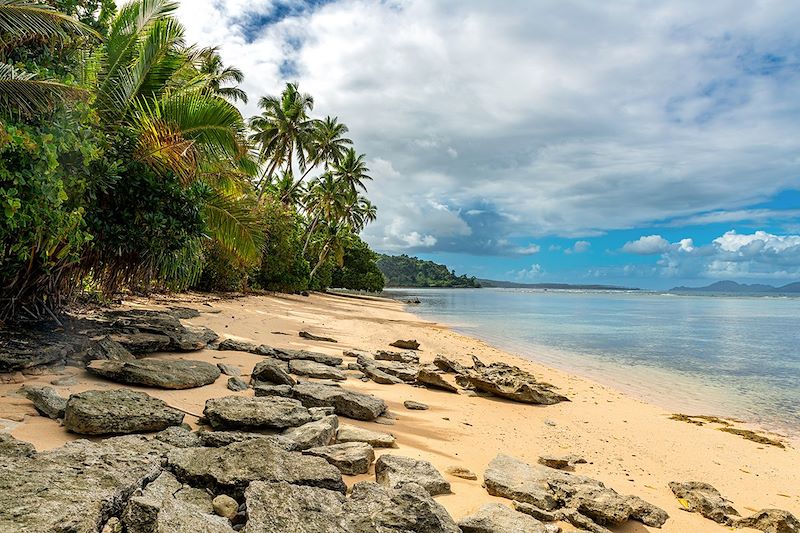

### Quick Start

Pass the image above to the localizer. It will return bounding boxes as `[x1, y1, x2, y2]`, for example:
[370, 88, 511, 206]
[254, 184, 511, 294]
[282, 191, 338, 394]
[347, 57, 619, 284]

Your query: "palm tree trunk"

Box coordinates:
[302, 212, 321, 255]
[309, 243, 330, 280]
[256, 158, 281, 203]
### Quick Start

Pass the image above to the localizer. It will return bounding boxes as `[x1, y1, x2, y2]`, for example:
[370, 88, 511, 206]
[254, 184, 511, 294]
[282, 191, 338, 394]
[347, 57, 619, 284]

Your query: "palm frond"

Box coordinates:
[0, 63, 86, 117]
[202, 191, 264, 265]
[0, 0, 100, 51]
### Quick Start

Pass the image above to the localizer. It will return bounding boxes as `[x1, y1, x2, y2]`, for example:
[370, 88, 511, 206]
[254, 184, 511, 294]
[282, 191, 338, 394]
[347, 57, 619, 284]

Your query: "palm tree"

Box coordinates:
[348, 197, 377, 233]
[332, 148, 372, 194]
[197, 46, 248, 103]
[309, 221, 352, 281]
[302, 172, 349, 254]
[249, 82, 316, 201]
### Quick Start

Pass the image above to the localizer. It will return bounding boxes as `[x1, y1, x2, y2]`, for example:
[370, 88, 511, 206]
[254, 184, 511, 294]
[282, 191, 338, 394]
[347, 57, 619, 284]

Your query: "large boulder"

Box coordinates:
[432, 354, 468, 374]
[106, 310, 217, 352]
[282, 415, 339, 449]
[459, 503, 549, 533]
[273, 348, 343, 367]
[22, 385, 67, 419]
[733, 509, 800, 533]
[168, 438, 346, 496]
[292, 382, 386, 421]
[0, 435, 172, 532]
[243, 481, 347, 533]
[203, 396, 311, 430]
[251, 359, 295, 386]
[289, 359, 347, 381]
[64, 389, 184, 435]
[86, 359, 221, 389]
[336, 424, 397, 448]
[457, 358, 568, 404]
[375, 455, 450, 496]
[416, 368, 458, 393]
[304, 442, 375, 475]
[84, 336, 135, 363]
[668, 481, 740, 524]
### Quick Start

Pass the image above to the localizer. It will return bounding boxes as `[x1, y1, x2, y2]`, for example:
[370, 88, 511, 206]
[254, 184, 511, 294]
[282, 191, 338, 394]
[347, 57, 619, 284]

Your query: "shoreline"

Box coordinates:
[1, 291, 799, 532]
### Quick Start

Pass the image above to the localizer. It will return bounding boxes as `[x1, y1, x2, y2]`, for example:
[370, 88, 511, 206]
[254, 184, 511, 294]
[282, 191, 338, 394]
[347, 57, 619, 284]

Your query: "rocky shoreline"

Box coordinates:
[1, 295, 798, 532]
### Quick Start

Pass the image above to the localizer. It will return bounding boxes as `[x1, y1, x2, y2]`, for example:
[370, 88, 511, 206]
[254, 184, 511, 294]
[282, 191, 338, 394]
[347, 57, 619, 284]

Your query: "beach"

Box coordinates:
[1, 291, 798, 532]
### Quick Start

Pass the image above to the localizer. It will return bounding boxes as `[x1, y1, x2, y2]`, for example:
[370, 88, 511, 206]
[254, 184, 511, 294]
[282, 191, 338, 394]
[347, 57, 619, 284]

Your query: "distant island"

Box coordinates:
[670, 280, 800, 294]
[478, 279, 639, 291]
[376, 254, 481, 288]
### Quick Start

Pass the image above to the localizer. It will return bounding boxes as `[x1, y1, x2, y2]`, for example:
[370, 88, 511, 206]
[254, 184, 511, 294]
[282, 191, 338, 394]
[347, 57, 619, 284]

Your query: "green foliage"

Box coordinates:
[252, 199, 310, 292]
[376, 254, 481, 288]
[331, 236, 384, 292]
[193, 240, 248, 292]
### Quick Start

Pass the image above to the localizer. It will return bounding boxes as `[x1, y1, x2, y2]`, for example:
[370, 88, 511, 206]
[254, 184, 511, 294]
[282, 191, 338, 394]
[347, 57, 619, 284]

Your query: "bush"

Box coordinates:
[193, 240, 249, 292]
[331, 236, 385, 292]
[252, 200, 310, 292]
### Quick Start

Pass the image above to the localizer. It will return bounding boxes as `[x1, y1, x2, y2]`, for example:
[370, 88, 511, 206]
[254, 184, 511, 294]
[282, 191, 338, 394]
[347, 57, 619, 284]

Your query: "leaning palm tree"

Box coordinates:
[302, 172, 349, 254]
[197, 46, 248, 103]
[347, 197, 377, 233]
[332, 148, 372, 194]
[309, 221, 352, 281]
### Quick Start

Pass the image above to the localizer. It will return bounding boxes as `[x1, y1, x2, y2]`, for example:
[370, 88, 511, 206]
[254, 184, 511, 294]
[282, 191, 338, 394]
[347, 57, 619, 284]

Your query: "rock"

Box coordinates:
[374, 360, 418, 382]
[110, 332, 171, 355]
[432, 354, 468, 374]
[64, 389, 184, 435]
[404, 400, 429, 410]
[217, 363, 241, 376]
[87, 359, 221, 389]
[85, 336, 136, 362]
[212, 495, 239, 519]
[273, 348, 343, 367]
[0, 435, 171, 532]
[362, 364, 403, 384]
[50, 375, 79, 386]
[458, 358, 568, 404]
[253, 383, 294, 397]
[242, 481, 347, 532]
[203, 396, 311, 430]
[458, 502, 549, 533]
[344, 481, 460, 533]
[22, 385, 67, 419]
[733, 509, 800, 533]
[560, 509, 614, 533]
[336, 424, 397, 448]
[485, 454, 581, 510]
[196, 431, 297, 450]
[668, 481, 739, 524]
[538, 454, 587, 470]
[375, 350, 420, 365]
[375, 455, 451, 495]
[289, 359, 347, 381]
[227, 376, 249, 391]
[299, 331, 338, 343]
[445, 465, 477, 480]
[168, 438, 346, 496]
[304, 442, 375, 475]
[251, 358, 295, 386]
[217, 339, 260, 353]
[416, 368, 458, 393]
[293, 382, 386, 421]
[282, 415, 339, 449]
[101, 517, 122, 533]
[155, 497, 235, 533]
[123, 470, 182, 533]
[512, 501, 564, 522]
[0, 433, 36, 458]
[390, 339, 420, 350]
[168, 306, 201, 319]
[107, 309, 217, 352]
[309, 406, 336, 420]
[626, 495, 670, 528]
[154, 426, 203, 448]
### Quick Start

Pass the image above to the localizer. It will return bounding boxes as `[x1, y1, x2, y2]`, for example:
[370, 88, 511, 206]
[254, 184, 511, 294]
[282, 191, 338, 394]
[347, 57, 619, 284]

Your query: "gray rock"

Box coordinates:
[168, 438, 346, 496]
[217, 339, 260, 353]
[110, 332, 171, 355]
[538, 454, 586, 470]
[273, 348, 343, 366]
[445, 465, 477, 480]
[64, 389, 184, 435]
[0, 435, 171, 532]
[375, 455, 450, 495]
[253, 383, 294, 397]
[560, 509, 614, 533]
[85, 336, 136, 362]
[203, 396, 311, 430]
[512, 501, 564, 522]
[155, 497, 234, 533]
[107, 310, 217, 352]
[217, 363, 241, 376]
[87, 359, 221, 389]
[154, 426, 203, 448]
[122, 470, 183, 533]
[304, 442, 375, 475]
[668, 481, 740, 524]
[626, 495, 671, 528]
[282, 415, 339, 449]
[416, 368, 458, 393]
[459, 503, 549, 533]
[196, 431, 297, 450]
[50, 375, 79, 386]
[309, 406, 336, 420]
[432, 354, 468, 374]
[0, 433, 35, 458]
[362, 364, 403, 385]
[251, 358, 295, 386]
[299, 331, 338, 343]
[227, 376, 249, 391]
[293, 382, 386, 421]
[375, 350, 419, 365]
[457, 358, 568, 405]
[403, 400, 429, 410]
[733, 509, 800, 533]
[336, 424, 397, 448]
[289, 359, 347, 381]
[243, 481, 347, 533]
[389, 340, 419, 350]
[23, 385, 67, 419]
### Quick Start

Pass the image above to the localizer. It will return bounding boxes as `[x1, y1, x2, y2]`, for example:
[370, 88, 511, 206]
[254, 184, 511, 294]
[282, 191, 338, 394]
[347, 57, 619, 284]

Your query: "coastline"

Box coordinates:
[1, 291, 798, 532]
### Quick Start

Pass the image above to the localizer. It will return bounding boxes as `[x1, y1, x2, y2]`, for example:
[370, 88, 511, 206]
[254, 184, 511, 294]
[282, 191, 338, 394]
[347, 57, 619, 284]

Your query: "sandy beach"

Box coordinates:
[1, 291, 798, 532]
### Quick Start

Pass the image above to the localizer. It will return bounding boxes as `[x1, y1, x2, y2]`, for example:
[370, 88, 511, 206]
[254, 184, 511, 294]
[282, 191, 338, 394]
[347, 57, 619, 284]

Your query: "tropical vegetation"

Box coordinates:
[0, 0, 383, 322]
[377, 254, 481, 288]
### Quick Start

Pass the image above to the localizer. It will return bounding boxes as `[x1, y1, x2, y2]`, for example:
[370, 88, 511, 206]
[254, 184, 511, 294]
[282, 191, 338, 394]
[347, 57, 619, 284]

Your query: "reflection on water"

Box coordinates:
[385, 288, 800, 435]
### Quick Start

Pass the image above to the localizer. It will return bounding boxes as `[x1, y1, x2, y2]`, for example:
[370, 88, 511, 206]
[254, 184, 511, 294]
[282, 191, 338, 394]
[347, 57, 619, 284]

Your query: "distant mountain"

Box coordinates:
[478, 279, 638, 291]
[376, 254, 481, 288]
[670, 281, 800, 294]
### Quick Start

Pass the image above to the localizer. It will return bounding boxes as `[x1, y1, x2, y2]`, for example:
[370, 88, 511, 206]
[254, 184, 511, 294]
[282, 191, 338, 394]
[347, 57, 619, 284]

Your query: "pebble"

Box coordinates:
[212, 494, 239, 519]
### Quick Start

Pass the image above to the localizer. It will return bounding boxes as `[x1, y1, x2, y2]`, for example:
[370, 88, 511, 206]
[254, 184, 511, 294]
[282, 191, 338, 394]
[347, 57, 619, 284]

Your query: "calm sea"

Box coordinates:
[383, 288, 800, 436]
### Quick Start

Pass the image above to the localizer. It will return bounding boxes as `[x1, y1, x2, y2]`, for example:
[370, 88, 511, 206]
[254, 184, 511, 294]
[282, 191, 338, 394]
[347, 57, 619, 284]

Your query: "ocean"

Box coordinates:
[383, 288, 800, 436]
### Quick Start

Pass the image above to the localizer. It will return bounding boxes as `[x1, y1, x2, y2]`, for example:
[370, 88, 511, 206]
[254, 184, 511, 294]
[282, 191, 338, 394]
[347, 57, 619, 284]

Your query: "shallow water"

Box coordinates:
[384, 288, 800, 436]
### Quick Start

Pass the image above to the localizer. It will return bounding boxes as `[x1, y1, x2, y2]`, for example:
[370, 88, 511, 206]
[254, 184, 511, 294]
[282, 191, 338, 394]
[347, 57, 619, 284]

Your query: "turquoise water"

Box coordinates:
[384, 288, 800, 435]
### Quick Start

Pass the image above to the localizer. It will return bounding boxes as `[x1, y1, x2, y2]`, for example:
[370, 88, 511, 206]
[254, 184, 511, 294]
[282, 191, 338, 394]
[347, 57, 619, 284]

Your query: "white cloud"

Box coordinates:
[514, 263, 544, 280]
[622, 235, 671, 255]
[176, 1, 800, 254]
[515, 244, 541, 255]
[565, 240, 591, 254]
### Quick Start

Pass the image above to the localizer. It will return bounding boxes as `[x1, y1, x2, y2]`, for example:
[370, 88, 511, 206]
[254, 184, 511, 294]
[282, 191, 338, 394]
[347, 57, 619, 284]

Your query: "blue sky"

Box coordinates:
[177, 1, 800, 289]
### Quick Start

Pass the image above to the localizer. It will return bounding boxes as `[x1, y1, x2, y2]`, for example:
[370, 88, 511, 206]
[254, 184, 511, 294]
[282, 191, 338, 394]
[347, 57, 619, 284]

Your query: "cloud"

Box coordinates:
[515, 244, 541, 255]
[513, 263, 544, 280]
[622, 235, 671, 255]
[176, 0, 800, 255]
[565, 240, 591, 254]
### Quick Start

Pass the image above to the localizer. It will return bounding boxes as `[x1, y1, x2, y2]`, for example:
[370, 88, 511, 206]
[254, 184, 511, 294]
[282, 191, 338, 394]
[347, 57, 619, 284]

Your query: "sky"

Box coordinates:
[176, 0, 800, 289]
